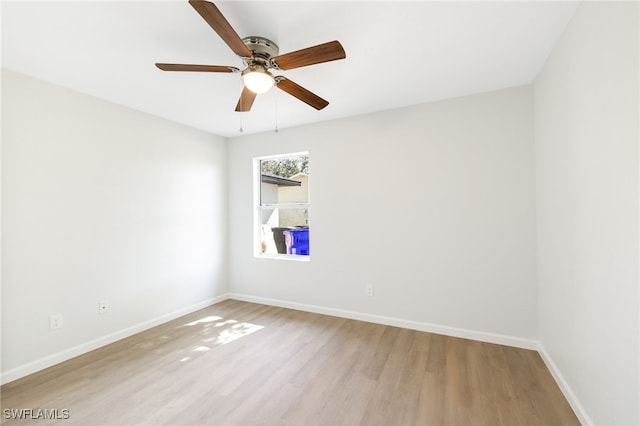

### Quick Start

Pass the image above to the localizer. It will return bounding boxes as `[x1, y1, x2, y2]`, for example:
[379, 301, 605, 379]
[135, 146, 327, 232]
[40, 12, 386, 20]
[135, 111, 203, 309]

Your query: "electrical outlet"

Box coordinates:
[99, 300, 110, 314]
[366, 284, 374, 297]
[49, 314, 63, 331]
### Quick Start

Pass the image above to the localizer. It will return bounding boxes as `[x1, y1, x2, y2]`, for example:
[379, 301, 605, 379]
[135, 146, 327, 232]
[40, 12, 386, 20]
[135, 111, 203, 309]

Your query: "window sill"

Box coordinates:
[255, 253, 310, 262]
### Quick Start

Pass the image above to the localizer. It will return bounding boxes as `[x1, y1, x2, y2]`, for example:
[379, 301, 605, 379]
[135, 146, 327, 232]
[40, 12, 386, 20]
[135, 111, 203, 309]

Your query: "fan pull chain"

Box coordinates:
[239, 81, 244, 133]
[274, 89, 279, 133]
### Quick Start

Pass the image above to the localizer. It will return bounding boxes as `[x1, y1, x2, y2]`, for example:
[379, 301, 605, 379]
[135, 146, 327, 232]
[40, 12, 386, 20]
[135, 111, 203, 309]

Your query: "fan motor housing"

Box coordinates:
[242, 36, 279, 67]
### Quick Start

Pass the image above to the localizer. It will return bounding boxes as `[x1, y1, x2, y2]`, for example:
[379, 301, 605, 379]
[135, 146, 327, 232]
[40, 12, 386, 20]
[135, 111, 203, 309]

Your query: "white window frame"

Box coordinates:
[253, 152, 310, 261]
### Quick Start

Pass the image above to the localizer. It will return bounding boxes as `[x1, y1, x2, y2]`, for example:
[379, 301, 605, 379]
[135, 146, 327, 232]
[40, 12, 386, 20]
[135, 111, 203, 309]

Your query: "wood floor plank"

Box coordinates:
[1, 300, 580, 426]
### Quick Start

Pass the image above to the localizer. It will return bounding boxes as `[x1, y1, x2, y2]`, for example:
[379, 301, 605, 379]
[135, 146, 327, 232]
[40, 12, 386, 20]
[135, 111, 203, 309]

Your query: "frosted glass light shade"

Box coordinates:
[243, 69, 274, 94]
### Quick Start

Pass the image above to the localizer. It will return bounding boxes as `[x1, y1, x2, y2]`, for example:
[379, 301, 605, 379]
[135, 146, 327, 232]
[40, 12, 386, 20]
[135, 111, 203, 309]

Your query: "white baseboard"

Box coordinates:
[537, 343, 592, 426]
[0, 294, 229, 385]
[228, 293, 539, 350]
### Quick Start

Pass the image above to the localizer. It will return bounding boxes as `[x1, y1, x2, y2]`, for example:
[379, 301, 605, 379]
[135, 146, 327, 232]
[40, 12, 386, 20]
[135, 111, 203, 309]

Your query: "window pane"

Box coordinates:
[260, 208, 309, 255]
[260, 156, 309, 205]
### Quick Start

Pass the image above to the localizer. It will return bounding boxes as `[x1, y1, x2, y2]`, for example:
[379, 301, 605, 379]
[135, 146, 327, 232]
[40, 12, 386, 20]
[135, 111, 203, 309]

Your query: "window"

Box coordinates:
[255, 153, 310, 259]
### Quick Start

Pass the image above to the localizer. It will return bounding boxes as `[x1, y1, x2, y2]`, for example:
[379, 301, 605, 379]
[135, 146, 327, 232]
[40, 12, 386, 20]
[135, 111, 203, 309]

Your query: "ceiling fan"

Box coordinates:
[155, 0, 346, 112]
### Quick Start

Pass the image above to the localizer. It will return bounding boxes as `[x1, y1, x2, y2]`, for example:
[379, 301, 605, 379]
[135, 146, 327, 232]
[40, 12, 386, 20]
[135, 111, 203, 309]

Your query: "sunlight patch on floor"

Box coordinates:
[182, 313, 265, 346]
[213, 322, 264, 345]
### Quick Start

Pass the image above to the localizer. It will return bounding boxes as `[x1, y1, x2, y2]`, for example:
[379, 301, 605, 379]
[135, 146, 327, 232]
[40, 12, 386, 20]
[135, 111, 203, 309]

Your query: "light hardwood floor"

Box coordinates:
[1, 300, 579, 425]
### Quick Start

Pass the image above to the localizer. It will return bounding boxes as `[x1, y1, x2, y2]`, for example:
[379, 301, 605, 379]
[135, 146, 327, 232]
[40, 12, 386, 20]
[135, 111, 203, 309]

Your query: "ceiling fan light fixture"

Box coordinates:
[242, 67, 274, 94]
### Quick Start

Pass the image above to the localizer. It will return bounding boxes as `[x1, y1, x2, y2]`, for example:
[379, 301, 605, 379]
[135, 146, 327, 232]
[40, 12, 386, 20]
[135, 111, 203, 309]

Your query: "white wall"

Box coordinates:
[1, 70, 228, 381]
[228, 86, 538, 344]
[534, 2, 639, 425]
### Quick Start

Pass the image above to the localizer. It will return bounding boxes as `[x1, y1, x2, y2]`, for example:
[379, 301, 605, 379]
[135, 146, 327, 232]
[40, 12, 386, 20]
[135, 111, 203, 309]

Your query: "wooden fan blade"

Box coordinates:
[272, 41, 345, 70]
[188, 0, 253, 58]
[235, 87, 258, 112]
[156, 63, 239, 73]
[276, 77, 329, 110]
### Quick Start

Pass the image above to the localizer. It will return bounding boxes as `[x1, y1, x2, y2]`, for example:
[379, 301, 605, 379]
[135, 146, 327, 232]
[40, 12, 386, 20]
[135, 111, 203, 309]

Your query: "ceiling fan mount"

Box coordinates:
[155, 0, 346, 113]
[241, 36, 279, 65]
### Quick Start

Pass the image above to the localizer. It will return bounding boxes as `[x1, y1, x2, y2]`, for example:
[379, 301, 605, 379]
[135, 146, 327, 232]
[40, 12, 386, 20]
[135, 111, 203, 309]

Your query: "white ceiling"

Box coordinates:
[2, 1, 579, 137]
